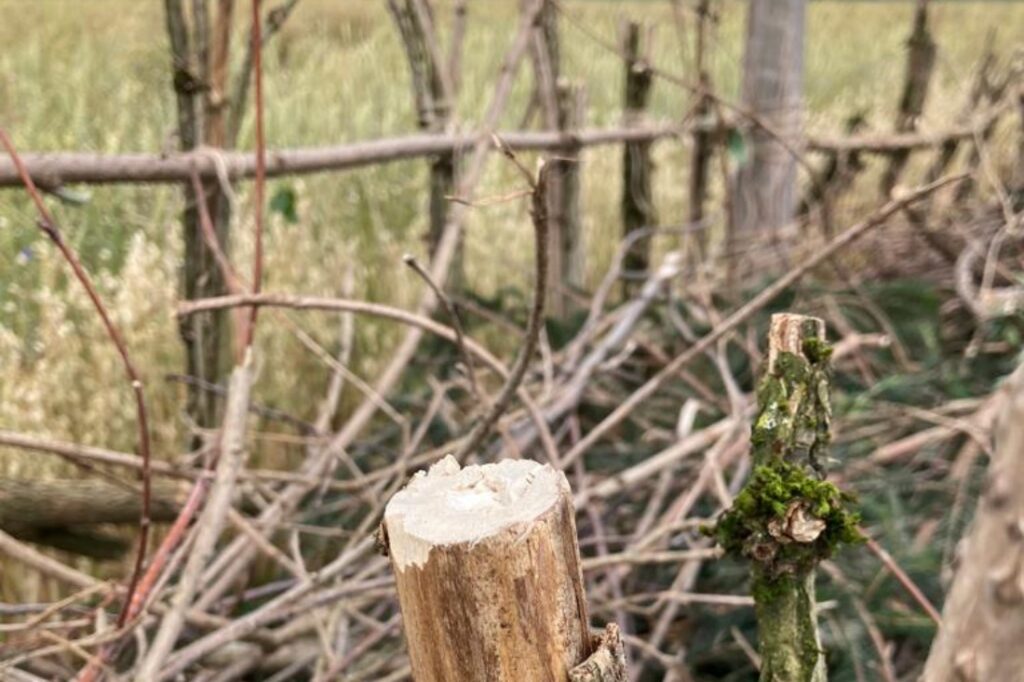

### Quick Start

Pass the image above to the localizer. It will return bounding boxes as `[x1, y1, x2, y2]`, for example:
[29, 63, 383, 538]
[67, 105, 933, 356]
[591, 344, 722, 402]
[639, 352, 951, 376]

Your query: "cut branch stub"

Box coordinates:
[570, 623, 627, 682]
[715, 313, 859, 682]
[384, 456, 595, 681]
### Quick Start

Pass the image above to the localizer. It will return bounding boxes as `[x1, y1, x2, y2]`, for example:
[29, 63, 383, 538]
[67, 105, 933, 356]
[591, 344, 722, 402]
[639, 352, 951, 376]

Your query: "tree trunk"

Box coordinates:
[384, 456, 611, 681]
[921, 364, 1024, 681]
[732, 0, 805, 237]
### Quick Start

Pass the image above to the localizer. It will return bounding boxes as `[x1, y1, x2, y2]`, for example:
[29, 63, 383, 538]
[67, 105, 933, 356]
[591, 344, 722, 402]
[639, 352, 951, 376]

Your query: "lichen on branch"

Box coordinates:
[716, 319, 859, 577]
[713, 314, 860, 682]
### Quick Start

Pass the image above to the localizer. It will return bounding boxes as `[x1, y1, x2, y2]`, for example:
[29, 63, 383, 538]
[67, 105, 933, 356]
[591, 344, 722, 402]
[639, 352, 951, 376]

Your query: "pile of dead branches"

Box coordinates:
[1, 157, 1021, 678]
[1, 1, 1023, 680]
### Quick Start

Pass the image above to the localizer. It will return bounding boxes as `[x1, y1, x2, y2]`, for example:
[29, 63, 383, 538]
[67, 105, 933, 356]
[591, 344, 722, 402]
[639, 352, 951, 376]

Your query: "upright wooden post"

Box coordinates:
[688, 0, 713, 260]
[880, 0, 935, 197]
[384, 456, 625, 681]
[529, 0, 582, 317]
[715, 314, 859, 682]
[797, 112, 867, 222]
[732, 0, 805, 237]
[165, 0, 231, 441]
[549, 80, 586, 316]
[526, 0, 561, 134]
[621, 22, 655, 295]
[388, 0, 459, 277]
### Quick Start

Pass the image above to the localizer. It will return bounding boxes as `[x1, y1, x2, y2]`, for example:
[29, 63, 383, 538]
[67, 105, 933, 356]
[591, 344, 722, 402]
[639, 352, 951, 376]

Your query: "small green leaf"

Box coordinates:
[269, 185, 299, 224]
[727, 129, 748, 165]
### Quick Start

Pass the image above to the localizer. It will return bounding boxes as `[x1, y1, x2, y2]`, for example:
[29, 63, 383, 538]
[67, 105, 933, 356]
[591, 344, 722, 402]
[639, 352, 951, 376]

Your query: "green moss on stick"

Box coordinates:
[715, 458, 861, 576]
[713, 319, 860, 681]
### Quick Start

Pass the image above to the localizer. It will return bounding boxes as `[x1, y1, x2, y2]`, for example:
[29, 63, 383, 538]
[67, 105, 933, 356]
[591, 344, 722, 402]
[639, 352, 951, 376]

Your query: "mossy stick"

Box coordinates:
[716, 314, 859, 682]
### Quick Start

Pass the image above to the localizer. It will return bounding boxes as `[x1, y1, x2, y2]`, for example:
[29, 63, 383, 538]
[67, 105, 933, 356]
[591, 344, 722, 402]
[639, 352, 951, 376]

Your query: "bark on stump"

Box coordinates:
[384, 456, 623, 681]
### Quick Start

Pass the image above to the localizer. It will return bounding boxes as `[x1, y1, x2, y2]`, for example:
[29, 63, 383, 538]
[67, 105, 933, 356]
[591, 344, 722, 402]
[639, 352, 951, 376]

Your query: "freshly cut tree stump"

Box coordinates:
[383, 455, 595, 681]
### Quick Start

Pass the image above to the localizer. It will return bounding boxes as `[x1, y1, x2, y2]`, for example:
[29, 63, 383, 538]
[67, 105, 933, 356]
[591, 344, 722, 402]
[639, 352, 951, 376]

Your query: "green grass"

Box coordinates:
[0, 0, 1020, 478]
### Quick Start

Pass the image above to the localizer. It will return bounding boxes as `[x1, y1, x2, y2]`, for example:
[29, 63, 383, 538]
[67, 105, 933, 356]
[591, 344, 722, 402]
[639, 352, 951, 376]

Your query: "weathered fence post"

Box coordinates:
[621, 21, 655, 295]
[880, 0, 935, 197]
[165, 0, 231, 440]
[924, 50, 992, 189]
[714, 313, 859, 682]
[951, 54, 1012, 205]
[551, 80, 586, 316]
[529, 0, 583, 317]
[732, 0, 805, 238]
[383, 456, 626, 681]
[688, 0, 713, 260]
[798, 112, 867, 221]
[388, 0, 459, 275]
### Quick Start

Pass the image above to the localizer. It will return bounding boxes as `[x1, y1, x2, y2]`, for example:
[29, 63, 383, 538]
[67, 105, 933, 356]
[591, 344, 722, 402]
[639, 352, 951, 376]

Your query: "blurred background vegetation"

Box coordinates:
[1, 2, 1022, 679]
[1, 0, 1019, 466]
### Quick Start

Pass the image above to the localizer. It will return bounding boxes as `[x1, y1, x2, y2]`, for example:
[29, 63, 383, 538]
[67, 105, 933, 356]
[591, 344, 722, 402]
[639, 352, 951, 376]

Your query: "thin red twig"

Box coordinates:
[76, 480, 210, 682]
[190, 170, 246, 296]
[244, 0, 266, 349]
[0, 129, 153, 629]
[190, 170, 251, 363]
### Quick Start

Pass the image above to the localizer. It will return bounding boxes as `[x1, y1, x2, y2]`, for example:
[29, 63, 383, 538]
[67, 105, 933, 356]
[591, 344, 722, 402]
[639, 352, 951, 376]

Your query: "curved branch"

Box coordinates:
[177, 290, 561, 463]
[0, 129, 153, 630]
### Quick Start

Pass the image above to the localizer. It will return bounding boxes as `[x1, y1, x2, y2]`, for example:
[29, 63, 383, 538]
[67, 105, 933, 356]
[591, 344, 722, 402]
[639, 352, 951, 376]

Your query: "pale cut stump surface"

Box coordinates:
[384, 455, 595, 681]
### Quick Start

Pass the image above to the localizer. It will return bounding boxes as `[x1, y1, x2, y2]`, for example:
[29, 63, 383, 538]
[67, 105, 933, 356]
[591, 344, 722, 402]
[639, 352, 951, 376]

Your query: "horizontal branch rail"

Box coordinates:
[0, 114, 1000, 188]
[805, 122, 996, 154]
[0, 126, 684, 188]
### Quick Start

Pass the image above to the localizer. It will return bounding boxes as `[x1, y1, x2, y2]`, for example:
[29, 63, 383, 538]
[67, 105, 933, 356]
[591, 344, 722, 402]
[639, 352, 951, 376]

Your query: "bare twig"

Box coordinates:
[135, 355, 255, 679]
[402, 254, 483, 403]
[558, 174, 966, 468]
[452, 160, 550, 461]
[0, 129, 153, 630]
[228, 0, 301, 147]
[2, 120, 999, 188]
[0, 528, 100, 591]
[862, 533, 941, 625]
[179, 294, 511, 378]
